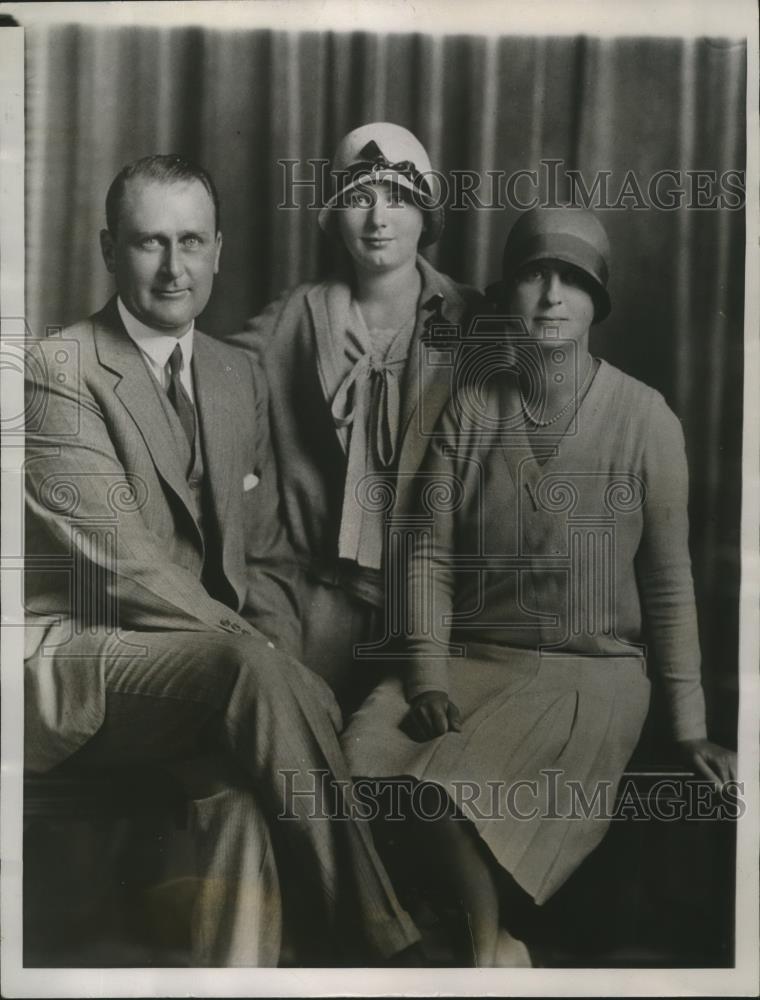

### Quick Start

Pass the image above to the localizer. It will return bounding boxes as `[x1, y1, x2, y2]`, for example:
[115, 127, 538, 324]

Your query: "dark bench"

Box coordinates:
[23, 766, 194, 967]
[23, 753, 737, 967]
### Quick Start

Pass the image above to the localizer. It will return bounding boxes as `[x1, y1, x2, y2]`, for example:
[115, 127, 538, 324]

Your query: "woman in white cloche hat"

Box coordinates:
[230, 123, 480, 713]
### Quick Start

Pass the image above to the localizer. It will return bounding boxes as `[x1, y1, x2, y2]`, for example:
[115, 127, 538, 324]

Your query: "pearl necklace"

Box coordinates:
[520, 357, 595, 428]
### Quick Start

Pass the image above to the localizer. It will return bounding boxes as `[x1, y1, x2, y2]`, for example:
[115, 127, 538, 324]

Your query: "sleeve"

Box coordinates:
[238, 351, 304, 657]
[225, 291, 291, 363]
[24, 339, 261, 638]
[635, 393, 707, 742]
[402, 407, 462, 702]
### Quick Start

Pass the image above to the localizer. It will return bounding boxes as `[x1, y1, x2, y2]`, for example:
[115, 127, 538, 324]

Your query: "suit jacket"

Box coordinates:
[227, 257, 482, 593]
[24, 297, 301, 771]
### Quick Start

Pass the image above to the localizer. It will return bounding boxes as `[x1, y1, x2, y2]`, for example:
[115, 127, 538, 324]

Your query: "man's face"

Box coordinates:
[100, 178, 222, 335]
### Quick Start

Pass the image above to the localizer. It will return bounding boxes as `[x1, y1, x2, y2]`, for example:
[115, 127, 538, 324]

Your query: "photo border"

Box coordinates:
[1, 2, 757, 996]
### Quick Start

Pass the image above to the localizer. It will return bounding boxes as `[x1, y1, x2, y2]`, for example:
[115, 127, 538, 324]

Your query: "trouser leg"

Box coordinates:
[38, 628, 419, 961]
[66, 728, 282, 965]
[196, 632, 419, 960]
[182, 761, 281, 967]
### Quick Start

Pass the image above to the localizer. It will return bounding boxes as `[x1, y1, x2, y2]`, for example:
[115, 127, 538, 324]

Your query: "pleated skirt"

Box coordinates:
[341, 643, 651, 904]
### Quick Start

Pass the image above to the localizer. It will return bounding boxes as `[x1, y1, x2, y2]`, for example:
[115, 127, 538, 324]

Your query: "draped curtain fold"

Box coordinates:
[25, 27, 745, 741]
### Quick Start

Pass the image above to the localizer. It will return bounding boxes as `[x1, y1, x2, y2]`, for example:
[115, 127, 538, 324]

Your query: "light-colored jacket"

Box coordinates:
[227, 256, 482, 595]
[24, 297, 300, 771]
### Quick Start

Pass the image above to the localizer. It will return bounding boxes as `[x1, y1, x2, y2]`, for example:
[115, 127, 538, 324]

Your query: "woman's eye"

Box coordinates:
[520, 267, 545, 282]
[349, 191, 374, 208]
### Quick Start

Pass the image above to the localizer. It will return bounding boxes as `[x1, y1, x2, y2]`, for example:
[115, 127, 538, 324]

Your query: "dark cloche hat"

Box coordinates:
[502, 207, 612, 322]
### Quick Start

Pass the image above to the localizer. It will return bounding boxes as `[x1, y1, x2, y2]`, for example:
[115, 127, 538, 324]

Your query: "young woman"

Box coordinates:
[342, 207, 737, 966]
[230, 122, 480, 707]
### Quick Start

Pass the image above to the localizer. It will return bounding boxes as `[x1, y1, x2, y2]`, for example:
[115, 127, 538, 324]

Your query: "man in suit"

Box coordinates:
[23, 154, 420, 966]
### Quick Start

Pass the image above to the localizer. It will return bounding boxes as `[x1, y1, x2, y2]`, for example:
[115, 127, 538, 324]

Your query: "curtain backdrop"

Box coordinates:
[25, 27, 746, 743]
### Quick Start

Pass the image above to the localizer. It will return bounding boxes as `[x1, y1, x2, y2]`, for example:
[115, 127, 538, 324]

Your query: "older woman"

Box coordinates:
[342, 207, 737, 966]
[229, 122, 480, 705]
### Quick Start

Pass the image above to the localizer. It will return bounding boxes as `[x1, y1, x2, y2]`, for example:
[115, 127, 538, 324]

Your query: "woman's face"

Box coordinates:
[336, 180, 424, 275]
[507, 259, 595, 345]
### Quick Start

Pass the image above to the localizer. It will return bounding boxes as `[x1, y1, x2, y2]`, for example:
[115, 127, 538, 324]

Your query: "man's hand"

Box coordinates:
[676, 738, 737, 789]
[401, 691, 462, 743]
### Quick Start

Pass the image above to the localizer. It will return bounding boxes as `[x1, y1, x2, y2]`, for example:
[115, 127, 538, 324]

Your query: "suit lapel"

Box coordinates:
[93, 300, 199, 525]
[305, 281, 354, 454]
[192, 333, 240, 548]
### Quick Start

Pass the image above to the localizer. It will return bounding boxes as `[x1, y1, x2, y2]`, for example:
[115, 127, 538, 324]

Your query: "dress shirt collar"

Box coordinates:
[117, 297, 195, 375]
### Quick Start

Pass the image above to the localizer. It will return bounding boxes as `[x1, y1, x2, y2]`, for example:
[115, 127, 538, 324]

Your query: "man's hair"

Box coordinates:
[105, 154, 221, 235]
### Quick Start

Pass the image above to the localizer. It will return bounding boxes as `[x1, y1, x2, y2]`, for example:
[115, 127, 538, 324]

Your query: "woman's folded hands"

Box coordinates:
[402, 690, 463, 742]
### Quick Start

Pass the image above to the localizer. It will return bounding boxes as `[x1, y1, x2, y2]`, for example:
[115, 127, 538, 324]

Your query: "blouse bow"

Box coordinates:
[331, 307, 415, 571]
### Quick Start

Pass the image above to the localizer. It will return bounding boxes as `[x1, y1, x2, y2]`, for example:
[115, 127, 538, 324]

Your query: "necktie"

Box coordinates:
[167, 344, 196, 448]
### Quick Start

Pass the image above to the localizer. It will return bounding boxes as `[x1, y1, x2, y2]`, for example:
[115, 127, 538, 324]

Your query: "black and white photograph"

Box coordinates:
[0, 1, 757, 996]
